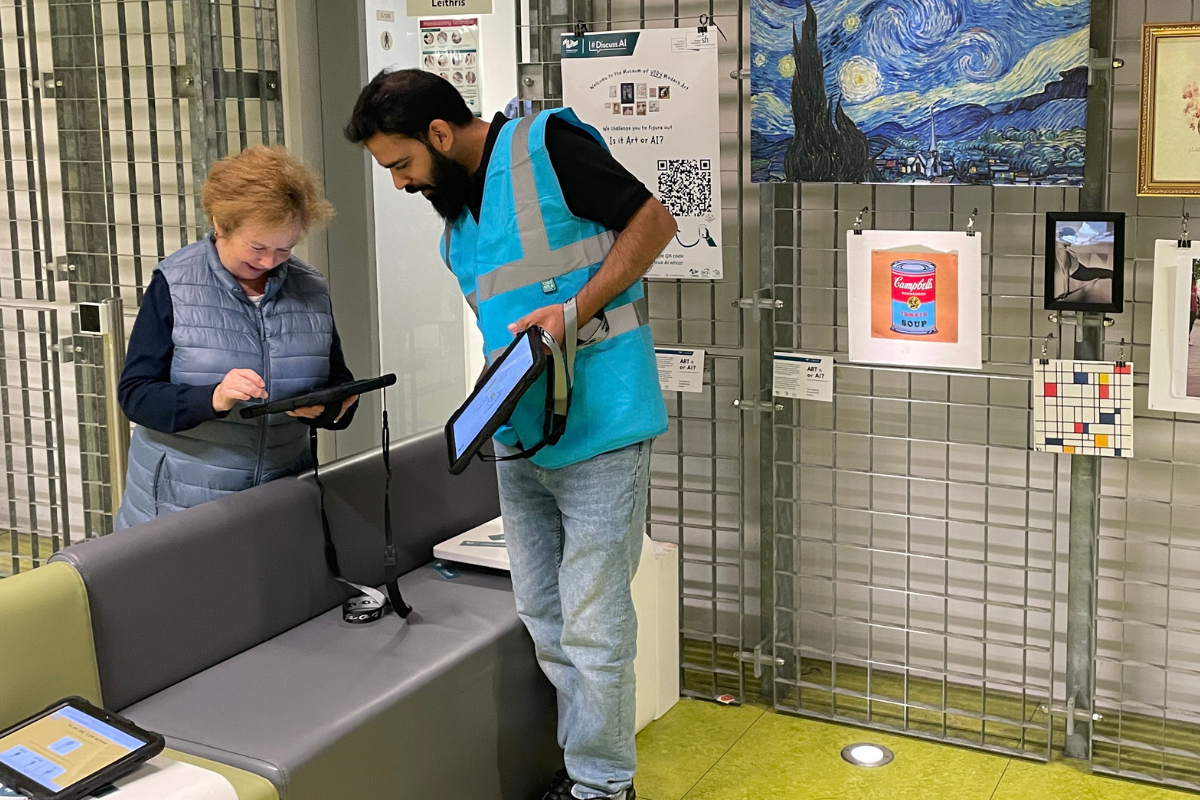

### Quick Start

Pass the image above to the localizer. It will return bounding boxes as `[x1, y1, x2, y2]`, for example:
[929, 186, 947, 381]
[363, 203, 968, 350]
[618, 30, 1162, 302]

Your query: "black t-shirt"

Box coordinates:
[468, 112, 652, 231]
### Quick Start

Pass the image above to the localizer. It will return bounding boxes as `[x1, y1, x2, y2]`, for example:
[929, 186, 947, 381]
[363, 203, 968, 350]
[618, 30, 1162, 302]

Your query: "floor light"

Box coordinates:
[840, 743, 895, 767]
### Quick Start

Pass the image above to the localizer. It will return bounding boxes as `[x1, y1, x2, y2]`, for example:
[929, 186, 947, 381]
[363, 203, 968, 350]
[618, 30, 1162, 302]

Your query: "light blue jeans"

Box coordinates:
[495, 440, 652, 800]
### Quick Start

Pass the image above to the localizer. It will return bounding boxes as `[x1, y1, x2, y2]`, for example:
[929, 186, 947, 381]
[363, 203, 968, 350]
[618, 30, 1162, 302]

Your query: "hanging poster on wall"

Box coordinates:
[419, 19, 483, 117]
[1149, 239, 1200, 413]
[1034, 360, 1134, 458]
[847, 230, 982, 370]
[561, 27, 723, 280]
[749, 0, 1092, 185]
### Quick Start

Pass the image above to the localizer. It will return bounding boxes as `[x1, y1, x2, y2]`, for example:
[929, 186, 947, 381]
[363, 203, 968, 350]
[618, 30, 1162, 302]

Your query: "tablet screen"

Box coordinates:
[0, 706, 148, 791]
[453, 340, 536, 459]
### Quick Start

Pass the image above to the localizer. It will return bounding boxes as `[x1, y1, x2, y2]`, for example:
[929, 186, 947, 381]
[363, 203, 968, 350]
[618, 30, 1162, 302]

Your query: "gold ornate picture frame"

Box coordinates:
[1138, 22, 1200, 196]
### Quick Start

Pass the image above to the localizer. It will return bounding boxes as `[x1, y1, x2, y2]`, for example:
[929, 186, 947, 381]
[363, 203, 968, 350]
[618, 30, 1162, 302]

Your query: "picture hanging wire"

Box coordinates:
[966, 208, 978, 237]
[853, 206, 869, 236]
[1180, 212, 1191, 249]
[697, 14, 727, 39]
[1040, 332, 1055, 364]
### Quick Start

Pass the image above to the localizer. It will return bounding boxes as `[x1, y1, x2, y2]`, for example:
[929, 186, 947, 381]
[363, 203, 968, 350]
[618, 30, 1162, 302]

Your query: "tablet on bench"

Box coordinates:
[0, 697, 164, 800]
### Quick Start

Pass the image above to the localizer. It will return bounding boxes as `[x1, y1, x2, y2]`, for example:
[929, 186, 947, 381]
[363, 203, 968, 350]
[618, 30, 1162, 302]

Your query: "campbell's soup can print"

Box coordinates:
[890, 260, 937, 335]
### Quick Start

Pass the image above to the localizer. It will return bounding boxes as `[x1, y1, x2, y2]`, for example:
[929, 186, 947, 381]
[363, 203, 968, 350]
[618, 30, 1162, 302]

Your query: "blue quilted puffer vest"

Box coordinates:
[114, 235, 333, 529]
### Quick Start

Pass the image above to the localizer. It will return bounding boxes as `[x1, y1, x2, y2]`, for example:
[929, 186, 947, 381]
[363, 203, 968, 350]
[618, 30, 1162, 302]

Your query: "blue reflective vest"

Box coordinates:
[443, 109, 667, 469]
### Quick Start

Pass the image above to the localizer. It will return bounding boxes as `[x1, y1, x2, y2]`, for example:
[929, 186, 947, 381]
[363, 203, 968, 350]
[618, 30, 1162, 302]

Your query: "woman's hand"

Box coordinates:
[286, 395, 358, 424]
[213, 369, 267, 412]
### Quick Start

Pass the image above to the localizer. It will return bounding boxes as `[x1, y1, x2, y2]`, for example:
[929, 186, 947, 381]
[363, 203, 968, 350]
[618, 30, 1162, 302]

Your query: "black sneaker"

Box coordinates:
[541, 769, 574, 800]
[540, 772, 636, 800]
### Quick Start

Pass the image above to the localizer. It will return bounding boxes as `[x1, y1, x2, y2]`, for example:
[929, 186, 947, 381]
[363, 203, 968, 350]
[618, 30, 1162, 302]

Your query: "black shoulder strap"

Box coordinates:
[309, 425, 410, 620]
[381, 406, 412, 618]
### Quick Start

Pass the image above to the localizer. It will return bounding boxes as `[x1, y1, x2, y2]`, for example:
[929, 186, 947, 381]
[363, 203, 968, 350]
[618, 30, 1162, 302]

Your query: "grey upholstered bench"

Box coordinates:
[51, 430, 559, 800]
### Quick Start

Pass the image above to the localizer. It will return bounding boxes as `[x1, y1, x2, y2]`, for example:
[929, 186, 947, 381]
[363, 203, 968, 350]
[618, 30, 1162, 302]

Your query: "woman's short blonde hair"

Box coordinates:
[201, 145, 334, 235]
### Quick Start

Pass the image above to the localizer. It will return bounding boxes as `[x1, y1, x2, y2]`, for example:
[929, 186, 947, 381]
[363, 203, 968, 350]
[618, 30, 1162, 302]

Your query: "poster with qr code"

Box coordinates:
[1034, 360, 1134, 458]
[561, 27, 723, 280]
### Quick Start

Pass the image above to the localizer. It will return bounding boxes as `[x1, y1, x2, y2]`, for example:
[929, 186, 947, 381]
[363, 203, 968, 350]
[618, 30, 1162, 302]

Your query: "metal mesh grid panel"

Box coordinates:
[648, 355, 745, 701]
[770, 180, 1063, 759]
[0, 303, 70, 574]
[1, 0, 283, 570]
[517, 0, 758, 701]
[1091, 0, 1200, 788]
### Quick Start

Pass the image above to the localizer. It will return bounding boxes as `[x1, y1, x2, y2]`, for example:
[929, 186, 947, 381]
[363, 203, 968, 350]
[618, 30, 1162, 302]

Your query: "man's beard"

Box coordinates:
[406, 144, 472, 222]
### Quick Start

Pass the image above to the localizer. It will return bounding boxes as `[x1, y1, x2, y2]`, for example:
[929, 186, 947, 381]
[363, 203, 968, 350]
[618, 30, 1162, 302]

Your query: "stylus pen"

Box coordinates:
[460, 540, 507, 548]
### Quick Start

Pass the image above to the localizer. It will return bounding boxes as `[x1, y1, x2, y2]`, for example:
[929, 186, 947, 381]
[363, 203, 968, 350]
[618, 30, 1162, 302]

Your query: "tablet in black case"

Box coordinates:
[446, 330, 547, 475]
[239, 374, 397, 419]
[0, 697, 164, 800]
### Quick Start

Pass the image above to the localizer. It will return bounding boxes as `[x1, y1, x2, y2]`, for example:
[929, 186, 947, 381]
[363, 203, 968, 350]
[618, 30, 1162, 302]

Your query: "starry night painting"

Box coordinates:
[751, 0, 1092, 185]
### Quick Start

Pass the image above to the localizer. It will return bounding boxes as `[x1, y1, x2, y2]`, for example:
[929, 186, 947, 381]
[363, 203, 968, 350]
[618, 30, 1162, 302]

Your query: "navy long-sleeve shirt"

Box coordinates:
[119, 271, 357, 434]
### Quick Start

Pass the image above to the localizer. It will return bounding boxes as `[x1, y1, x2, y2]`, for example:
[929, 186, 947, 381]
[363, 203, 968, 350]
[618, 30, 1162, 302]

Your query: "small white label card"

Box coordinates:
[773, 352, 833, 402]
[655, 348, 705, 393]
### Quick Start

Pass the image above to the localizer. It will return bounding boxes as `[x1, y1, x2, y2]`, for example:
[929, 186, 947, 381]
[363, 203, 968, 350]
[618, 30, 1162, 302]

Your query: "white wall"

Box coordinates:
[362, 0, 515, 434]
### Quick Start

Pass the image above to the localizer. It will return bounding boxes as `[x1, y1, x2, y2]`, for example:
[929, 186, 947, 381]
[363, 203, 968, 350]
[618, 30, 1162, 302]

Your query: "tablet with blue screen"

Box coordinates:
[446, 329, 547, 474]
[0, 697, 163, 800]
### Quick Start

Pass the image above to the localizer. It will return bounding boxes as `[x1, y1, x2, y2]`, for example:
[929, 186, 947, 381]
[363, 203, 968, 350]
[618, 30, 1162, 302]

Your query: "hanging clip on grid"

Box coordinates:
[1117, 338, 1127, 368]
[573, 19, 589, 37]
[1040, 332, 1055, 365]
[853, 206, 869, 236]
[1180, 212, 1191, 249]
[697, 14, 727, 39]
[966, 208, 978, 238]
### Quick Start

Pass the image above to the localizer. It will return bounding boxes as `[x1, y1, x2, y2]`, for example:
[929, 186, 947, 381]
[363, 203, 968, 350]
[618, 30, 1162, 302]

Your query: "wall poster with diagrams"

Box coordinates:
[419, 18, 482, 116]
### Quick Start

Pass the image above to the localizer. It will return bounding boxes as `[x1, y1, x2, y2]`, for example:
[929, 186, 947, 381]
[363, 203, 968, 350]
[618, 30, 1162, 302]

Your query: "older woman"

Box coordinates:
[115, 146, 357, 529]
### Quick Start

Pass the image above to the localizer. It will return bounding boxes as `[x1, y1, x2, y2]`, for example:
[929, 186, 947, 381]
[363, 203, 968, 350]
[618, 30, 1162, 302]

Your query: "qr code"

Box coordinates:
[656, 158, 712, 217]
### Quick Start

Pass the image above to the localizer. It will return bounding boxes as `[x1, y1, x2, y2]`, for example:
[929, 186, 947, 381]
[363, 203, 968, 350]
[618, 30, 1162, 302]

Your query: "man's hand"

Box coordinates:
[286, 395, 358, 423]
[509, 303, 565, 346]
[213, 369, 267, 412]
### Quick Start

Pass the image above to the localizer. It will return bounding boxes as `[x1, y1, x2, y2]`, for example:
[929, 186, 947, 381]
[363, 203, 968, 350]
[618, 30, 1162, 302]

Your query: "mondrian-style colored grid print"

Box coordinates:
[1034, 360, 1133, 458]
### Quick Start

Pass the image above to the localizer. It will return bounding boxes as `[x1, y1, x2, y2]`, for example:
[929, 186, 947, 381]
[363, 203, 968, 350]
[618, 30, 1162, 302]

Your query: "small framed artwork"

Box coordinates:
[1044, 212, 1126, 313]
[1138, 22, 1200, 196]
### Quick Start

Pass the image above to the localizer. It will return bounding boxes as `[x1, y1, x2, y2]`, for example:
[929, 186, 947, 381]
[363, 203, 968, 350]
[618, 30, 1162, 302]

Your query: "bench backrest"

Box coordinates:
[51, 428, 499, 711]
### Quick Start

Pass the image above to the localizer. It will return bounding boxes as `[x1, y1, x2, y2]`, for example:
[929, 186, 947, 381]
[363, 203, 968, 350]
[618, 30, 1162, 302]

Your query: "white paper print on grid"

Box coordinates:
[845, 229, 983, 371]
[1148, 240, 1200, 413]
[1033, 359, 1134, 458]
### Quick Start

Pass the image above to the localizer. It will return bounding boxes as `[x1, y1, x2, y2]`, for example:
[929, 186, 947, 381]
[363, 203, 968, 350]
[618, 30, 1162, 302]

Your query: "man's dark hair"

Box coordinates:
[345, 69, 474, 144]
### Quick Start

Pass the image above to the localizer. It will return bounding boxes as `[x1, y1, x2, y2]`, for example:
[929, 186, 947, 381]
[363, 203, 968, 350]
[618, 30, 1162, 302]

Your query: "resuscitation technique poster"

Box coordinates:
[419, 19, 482, 117]
[561, 27, 724, 280]
[847, 229, 982, 370]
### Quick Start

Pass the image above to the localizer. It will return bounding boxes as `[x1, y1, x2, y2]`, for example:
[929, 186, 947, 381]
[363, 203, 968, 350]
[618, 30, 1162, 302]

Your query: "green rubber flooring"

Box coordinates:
[635, 699, 1197, 800]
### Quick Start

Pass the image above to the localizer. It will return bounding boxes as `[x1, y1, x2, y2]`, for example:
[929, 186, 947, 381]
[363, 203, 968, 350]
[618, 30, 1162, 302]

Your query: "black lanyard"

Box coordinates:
[308, 401, 411, 624]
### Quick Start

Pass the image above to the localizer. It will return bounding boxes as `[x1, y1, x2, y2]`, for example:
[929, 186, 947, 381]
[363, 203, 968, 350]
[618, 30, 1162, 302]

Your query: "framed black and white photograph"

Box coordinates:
[1044, 211, 1126, 313]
